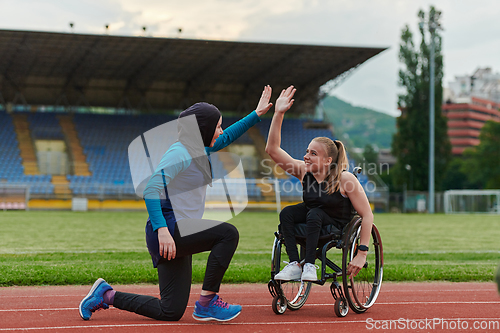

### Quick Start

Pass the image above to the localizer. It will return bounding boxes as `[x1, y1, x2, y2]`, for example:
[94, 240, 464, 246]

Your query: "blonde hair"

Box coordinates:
[312, 137, 349, 195]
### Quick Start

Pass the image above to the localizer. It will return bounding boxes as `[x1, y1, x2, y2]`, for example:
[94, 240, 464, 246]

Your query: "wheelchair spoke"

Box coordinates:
[289, 282, 305, 304]
[343, 218, 384, 313]
[272, 239, 312, 311]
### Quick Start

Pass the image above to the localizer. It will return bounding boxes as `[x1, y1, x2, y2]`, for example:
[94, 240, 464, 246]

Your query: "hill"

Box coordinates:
[320, 96, 396, 149]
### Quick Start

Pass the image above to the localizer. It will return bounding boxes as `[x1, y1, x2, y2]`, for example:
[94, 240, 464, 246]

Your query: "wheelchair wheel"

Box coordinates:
[272, 295, 287, 315]
[334, 297, 349, 317]
[271, 237, 312, 311]
[342, 216, 383, 314]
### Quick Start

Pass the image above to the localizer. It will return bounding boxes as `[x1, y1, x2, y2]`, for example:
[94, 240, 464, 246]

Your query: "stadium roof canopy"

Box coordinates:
[0, 29, 386, 114]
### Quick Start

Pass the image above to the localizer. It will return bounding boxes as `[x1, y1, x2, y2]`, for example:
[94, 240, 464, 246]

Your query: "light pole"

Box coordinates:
[420, 14, 441, 214]
[404, 164, 412, 213]
[406, 164, 413, 191]
[429, 22, 436, 214]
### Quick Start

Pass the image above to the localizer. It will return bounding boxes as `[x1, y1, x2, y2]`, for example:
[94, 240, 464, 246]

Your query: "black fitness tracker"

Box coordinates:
[358, 245, 369, 252]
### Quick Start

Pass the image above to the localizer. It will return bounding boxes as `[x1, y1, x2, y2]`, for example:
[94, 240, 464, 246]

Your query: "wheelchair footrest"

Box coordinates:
[330, 279, 346, 301]
[268, 280, 281, 298]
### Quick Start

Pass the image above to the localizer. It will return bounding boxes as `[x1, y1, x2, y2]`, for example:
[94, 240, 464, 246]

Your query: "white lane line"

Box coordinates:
[0, 291, 258, 299]
[2, 318, 500, 331]
[0, 295, 82, 298]
[376, 301, 500, 305]
[2, 301, 500, 312]
[0, 288, 495, 299]
[0, 308, 83, 312]
[381, 288, 497, 292]
[0, 320, 390, 331]
[2, 249, 500, 254]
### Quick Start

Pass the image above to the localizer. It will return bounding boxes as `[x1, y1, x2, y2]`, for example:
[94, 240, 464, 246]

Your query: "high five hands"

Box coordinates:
[256, 85, 296, 117]
[275, 86, 296, 114]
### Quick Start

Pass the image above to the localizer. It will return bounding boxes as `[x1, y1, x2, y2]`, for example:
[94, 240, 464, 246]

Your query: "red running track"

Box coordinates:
[1, 282, 499, 332]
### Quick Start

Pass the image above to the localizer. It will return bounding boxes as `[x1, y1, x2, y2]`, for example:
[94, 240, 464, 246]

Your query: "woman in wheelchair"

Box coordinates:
[265, 86, 374, 282]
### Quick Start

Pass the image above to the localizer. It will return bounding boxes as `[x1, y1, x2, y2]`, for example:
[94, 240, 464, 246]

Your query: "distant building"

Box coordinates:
[442, 68, 500, 155]
[378, 148, 397, 167]
[446, 67, 500, 103]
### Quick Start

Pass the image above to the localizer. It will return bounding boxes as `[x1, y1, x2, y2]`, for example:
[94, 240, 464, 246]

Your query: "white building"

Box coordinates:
[443, 68, 500, 155]
[445, 67, 500, 104]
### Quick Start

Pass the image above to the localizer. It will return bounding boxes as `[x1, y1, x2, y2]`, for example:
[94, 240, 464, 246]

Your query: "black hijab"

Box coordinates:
[177, 102, 221, 186]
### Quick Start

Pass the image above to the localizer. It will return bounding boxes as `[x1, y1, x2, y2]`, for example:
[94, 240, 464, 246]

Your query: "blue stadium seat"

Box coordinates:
[1, 111, 357, 199]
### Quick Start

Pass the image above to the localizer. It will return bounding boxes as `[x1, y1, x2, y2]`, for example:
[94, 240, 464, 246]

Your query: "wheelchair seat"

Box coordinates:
[277, 222, 343, 252]
[278, 223, 343, 239]
[293, 223, 342, 240]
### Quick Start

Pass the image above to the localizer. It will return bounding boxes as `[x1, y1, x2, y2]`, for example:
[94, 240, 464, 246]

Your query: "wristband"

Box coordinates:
[358, 245, 369, 252]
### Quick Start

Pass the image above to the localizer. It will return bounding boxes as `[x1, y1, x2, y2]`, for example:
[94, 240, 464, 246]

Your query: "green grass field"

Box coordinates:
[0, 211, 499, 286]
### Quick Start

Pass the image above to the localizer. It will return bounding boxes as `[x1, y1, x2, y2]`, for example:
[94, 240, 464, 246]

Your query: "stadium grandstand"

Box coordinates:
[0, 29, 386, 211]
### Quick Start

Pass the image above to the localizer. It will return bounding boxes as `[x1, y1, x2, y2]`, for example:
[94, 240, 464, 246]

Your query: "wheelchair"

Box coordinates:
[267, 167, 383, 317]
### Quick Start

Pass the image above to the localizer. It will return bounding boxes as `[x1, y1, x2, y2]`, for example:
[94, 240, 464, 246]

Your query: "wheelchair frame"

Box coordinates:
[267, 167, 384, 317]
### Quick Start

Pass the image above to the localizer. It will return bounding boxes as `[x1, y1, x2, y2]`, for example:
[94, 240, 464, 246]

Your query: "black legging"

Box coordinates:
[113, 220, 239, 321]
[280, 202, 340, 264]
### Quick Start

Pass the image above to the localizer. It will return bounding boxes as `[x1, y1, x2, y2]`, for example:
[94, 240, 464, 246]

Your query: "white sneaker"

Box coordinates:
[301, 263, 319, 281]
[274, 261, 302, 281]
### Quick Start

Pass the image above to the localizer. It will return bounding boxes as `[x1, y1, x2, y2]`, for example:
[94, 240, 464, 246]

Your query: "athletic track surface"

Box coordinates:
[1, 282, 499, 332]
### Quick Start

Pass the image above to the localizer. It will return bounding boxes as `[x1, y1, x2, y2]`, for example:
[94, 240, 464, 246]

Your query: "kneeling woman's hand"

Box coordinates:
[255, 85, 273, 117]
[158, 227, 176, 260]
[347, 251, 367, 278]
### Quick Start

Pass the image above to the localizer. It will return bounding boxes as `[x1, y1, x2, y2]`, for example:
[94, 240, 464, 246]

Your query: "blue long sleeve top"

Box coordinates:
[143, 111, 261, 233]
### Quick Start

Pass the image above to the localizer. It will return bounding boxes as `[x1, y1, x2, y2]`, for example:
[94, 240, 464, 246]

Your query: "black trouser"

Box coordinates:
[280, 202, 338, 264]
[113, 221, 239, 321]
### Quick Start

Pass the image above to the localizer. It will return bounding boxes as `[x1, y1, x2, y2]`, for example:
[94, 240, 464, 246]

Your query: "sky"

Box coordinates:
[1, 0, 499, 116]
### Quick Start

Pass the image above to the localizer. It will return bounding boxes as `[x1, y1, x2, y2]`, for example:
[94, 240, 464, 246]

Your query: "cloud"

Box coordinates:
[0, 0, 499, 115]
[237, 0, 500, 114]
[115, 0, 303, 39]
[0, 0, 136, 34]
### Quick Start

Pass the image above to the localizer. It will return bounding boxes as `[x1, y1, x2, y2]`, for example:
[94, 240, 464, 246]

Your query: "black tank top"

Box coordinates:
[302, 172, 353, 225]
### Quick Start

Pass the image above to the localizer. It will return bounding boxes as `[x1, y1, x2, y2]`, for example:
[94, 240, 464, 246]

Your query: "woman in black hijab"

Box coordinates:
[80, 86, 273, 322]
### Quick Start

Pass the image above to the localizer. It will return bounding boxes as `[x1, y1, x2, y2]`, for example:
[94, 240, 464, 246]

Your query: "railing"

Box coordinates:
[1, 178, 390, 212]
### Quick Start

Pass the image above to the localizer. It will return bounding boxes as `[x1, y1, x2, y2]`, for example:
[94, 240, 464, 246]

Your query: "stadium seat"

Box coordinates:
[2, 111, 347, 200]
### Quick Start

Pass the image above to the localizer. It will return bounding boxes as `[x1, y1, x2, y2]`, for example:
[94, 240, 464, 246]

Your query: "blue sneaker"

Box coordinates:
[79, 278, 113, 320]
[192, 295, 242, 322]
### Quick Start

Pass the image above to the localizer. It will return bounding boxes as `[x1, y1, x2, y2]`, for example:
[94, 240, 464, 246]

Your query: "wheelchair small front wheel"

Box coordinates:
[272, 295, 287, 315]
[334, 297, 349, 317]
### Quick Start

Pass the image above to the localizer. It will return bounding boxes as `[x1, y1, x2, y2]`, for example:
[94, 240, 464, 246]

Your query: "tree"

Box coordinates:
[363, 144, 378, 165]
[392, 6, 451, 191]
[441, 157, 481, 190]
[461, 120, 500, 188]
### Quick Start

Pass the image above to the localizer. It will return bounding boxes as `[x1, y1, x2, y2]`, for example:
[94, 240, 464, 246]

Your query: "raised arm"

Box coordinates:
[208, 85, 272, 153]
[265, 86, 305, 179]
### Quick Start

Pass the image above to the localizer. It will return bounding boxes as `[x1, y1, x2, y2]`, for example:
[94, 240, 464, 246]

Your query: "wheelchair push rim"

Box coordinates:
[342, 217, 383, 313]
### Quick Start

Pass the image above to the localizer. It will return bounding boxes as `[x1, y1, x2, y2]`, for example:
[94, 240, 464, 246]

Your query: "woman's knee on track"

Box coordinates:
[157, 309, 185, 321]
[222, 222, 239, 248]
[157, 300, 187, 321]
